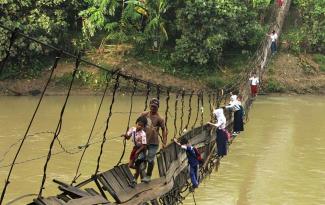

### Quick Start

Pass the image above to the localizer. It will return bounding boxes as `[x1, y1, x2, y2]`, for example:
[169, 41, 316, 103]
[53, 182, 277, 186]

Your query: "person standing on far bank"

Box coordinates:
[249, 73, 259, 97]
[267, 30, 278, 54]
[141, 98, 167, 183]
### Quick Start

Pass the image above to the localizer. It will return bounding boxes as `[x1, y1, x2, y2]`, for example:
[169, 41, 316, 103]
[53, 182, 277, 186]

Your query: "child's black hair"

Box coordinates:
[136, 116, 148, 127]
[180, 138, 188, 145]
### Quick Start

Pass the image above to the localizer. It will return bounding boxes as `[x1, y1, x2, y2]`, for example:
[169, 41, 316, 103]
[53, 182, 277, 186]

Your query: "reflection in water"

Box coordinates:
[1, 95, 325, 204]
[183, 95, 325, 205]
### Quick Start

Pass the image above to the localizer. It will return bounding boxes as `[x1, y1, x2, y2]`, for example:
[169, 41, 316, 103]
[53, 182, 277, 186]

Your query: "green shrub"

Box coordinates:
[313, 54, 325, 72]
[266, 78, 284, 92]
[205, 76, 227, 89]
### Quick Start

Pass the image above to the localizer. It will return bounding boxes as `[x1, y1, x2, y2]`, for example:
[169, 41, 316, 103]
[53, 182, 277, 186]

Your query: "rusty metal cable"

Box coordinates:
[71, 72, 113, 185]
[179, 90, 185, 136]
[144, 82, 151, 111]
[116, 79, 137, 166]
[94, 74, 120, 175]
[184, 90, 194, 132]
[38, 54, 80, 197]
[0, 53, 62, 203]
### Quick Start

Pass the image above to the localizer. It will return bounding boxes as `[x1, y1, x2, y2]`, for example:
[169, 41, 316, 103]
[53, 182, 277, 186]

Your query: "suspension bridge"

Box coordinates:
[0, 1, 291, 204]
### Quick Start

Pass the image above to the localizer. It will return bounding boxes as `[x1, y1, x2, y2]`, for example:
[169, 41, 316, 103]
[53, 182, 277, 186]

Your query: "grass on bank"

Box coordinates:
[313, 54, 325, 72]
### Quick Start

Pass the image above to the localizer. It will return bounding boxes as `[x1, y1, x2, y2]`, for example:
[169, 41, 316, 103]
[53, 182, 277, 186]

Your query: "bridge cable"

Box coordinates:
[0, 131, 54, 164]
[38, 53, 80, 197]
[156, 84, 161, 100]
[208, 93, 214, 121]
[0, 133, 126, 169]
[184, 90, 194, 132]
[0, 53, 62, 204]
[71, 72, 114, 185]
[178, 89, 185, 136]
[116, 79, 137, 166]
[164, 88, 171, 131]
[200, 91, 204, 127]
[191, 92, 200, 129]
[94, 74, 120, 175]
[143, 82, 151, 111]
[173, 91, 179, 139]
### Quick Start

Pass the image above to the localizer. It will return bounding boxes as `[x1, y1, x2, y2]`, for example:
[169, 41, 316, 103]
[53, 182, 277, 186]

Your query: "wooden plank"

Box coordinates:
[119, 164, 134, 183]
[157, 153, 166, 177]
[97, 174, 118, 202]
[65, 195, 110, 205]
[101, 171, 124, 193]
[121, 157, 188, 205]
[33, 197, 64, 205]
[58, 185, 91, 198]
[85, 188, 100, 196]
[111, 168, 131, 191]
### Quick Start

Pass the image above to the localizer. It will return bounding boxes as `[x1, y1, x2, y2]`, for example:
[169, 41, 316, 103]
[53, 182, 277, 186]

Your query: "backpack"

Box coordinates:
[193, 147, 203, 165]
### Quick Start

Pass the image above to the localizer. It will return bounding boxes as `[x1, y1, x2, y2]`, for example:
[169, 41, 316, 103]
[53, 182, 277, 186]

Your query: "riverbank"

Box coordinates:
[1, 52, 324, 96]
[263, 52, 325, 94]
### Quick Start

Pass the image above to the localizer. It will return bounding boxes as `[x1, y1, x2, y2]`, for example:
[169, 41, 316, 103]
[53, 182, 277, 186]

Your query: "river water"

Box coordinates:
[0, 95, 325, 204]
[183, 95, 325, 205]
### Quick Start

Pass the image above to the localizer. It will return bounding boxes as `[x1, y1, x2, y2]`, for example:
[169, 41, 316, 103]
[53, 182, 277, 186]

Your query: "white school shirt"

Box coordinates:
[249, 77, 259, 85]
[270, 33, 278, 42]
[127, 127, 147, 147]
[213, 109, 226, 129]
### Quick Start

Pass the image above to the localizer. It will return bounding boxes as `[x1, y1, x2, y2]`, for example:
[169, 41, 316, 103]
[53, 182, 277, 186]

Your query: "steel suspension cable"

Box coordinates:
[173, 91, 179, 139]
[200, 91, 204, 126]
[38, 54, 80, 197]
[0, 53, 61, 204]
[116, 79, 137, 166]
[208, 93, 213, 121]
[156, 84, 161, 100]
[94, 74, 120, 175]
[191, 92, 200, 129]
[184, 90, 194, 132]
[143, 82, 151, 111]
[164, 88, 171, 129]
[0, 131, 55, 164]
[71, 72, 114, 185]
[179, 90, 185, 135]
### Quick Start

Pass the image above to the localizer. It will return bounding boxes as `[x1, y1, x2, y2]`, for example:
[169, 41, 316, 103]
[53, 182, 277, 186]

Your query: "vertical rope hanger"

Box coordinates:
[184, 90, 194, 132]
[94, 74, 120, 175]
[216, 89, 223, 108]
[71, 71, 114, 185]
[179, 90, 185, 136]
[156, 84, 161, 100]
[191, 92, 200, 129]
[0, 28, 18, 75]
[116, 79, 137, 166]
[164, 88, 171, 129]
[200, 91, 204, 127]
[208, 93, 213, 121]
[173, 91, 180, 139]
[0, 52, 62, 204]
[38, 53, 81, 197]
[143, 82, 151, 111]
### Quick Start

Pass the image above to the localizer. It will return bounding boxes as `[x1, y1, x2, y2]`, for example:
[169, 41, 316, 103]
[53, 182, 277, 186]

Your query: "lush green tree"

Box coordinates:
[171, 0, 264, 70]
[0, 0, 84, 77]
[295, 0, 325, 52]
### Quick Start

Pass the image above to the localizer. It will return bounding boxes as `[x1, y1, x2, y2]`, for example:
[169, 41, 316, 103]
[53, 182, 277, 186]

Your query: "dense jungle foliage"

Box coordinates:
[0, 0, 324, 79]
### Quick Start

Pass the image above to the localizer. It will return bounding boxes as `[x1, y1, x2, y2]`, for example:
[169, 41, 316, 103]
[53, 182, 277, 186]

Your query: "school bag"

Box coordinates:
[193, 147, 203, 165]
